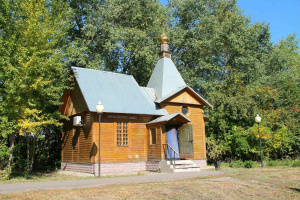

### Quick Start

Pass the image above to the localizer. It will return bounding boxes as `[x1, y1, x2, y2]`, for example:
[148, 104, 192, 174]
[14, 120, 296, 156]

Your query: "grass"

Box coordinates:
[0, 171, 95, 184]
[0, 166, 299, 199]
[0, 170, 150, 184]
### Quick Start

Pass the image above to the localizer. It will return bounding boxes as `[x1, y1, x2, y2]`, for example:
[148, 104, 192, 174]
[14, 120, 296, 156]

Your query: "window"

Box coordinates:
[150, 128, 156, 145]
[182, 106, 189, 115]
[116, 122, 128, 146]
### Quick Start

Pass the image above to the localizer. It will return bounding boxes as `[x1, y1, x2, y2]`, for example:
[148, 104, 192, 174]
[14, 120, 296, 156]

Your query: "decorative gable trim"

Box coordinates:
[155, 85, 213, 108]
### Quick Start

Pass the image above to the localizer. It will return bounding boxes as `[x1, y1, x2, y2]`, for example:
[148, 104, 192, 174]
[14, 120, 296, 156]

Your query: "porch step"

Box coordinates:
[173, 167, 201, 173]
[165, 160, 193, 165]
[160, 160, 201, 173]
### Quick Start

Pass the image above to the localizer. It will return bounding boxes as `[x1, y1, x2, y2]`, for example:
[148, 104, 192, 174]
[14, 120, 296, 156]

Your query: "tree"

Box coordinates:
[168, 0, 299, 161]
[67, 0, 166, 85]
[0, 0, 70, 175]
[168, 0, 271, 96]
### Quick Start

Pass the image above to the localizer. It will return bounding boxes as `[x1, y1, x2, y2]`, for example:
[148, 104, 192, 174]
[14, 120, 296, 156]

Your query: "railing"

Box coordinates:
[162, 143, 179, 169]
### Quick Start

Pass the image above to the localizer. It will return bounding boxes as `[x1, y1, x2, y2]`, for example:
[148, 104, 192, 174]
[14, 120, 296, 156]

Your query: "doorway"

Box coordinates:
[166, 125, 180, 159]
[179, 124, 194, 158]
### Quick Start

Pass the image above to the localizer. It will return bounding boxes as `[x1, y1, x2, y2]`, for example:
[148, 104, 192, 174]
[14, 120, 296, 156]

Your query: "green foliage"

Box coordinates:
[168, 0, 271, 96]
[206, 136, 228, 161]
[0, 0, 70, 172]
[228, 160, 244, 168]
[244, 161, 255, 168]
[0, 139, 9, 169]
[168, 0, 299, 161]
[67, 0, 166, 86]
[228, 160, 257, 168]
[0, 0, 70, 136]
[266, 159, 300, 167]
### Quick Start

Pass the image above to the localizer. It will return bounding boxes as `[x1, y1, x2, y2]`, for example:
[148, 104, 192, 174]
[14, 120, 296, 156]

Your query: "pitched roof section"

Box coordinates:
[147, 58, 186, 99]
[139, 87, 169, 116]
[155, 85, 213, 108]
[147, 112, 191, 125]
[72, 67, 166, 115]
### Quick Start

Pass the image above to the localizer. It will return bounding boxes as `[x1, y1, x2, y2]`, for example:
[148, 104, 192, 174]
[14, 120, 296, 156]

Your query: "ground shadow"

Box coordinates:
[289, 188, 300, 193]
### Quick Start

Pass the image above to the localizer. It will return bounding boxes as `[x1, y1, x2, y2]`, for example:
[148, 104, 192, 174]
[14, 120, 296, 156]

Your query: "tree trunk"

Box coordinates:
[27, 132, 30, 174]
[6, 133, 15, 174]
[29, 135, 36, 173]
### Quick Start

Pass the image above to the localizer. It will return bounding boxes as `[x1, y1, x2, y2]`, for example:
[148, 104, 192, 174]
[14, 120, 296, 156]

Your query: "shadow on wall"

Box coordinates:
[72, 128, 80, 149]
[90, 142, 97, 158]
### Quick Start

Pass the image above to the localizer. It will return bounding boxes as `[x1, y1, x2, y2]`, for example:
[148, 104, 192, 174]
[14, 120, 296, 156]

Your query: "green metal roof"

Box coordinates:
[72, 67, 167, 115]
[147, 58, 186, 99]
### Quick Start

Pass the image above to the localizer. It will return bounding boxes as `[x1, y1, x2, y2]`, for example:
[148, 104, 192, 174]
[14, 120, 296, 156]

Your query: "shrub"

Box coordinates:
[244, 161, 255, 168]
[266, 159, 300, 167]
[229, 160, 244, 168]
[0, 139, 9, 170]
[292, 160, 300, 167]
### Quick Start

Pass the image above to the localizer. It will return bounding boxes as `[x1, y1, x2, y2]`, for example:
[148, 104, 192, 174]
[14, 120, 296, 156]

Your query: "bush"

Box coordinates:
[266, 159, 300, 167]
[229, 160, 244, 168]
[244, 161, 255, 168]
[0, 139, 9, 170]
[292, 160, 300, 167]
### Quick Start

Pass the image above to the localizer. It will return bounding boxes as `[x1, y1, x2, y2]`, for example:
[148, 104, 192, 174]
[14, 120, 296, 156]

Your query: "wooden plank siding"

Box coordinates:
[146, 124, 163, 161]
[59, 80, 89, 117]
[61, 112, 93, 163]
[161, 102, 206, 160]
[92, 113, 156, 163]
[168, 90, 203, 105]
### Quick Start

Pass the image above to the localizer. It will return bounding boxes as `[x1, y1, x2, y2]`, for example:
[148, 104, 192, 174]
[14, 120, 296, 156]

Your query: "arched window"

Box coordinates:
[182, 106, 189, 115]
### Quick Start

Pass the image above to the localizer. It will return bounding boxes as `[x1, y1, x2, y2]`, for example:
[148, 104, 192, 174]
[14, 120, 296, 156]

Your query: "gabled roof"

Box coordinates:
[71, 67, 166, 115]
[147, 58, 186, 99]
[147, 112, 191, 124]
[155, 85, 213, 108]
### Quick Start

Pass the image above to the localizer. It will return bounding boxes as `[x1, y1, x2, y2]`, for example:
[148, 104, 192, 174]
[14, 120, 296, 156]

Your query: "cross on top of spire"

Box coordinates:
[160, 19, 169, 43]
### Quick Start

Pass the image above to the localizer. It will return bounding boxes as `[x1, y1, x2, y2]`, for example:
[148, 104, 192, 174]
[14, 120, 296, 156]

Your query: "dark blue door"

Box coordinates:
[166, 125, 180, 159]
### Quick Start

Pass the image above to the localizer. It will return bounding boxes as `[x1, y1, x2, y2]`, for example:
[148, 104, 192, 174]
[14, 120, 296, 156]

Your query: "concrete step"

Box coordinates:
[160, 160, 201, 173]
[173, 167, 201, 173]
[170, 164, 197, 169]
[166, 160, 193, 165]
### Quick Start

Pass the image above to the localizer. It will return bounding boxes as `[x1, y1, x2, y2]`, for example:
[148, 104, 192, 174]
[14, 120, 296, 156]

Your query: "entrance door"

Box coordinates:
[166, 125, 180, 159]
[179, 124, 193, 158]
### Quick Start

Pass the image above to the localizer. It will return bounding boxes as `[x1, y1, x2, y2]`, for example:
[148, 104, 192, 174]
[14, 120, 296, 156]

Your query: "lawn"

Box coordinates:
[0, 167, 299, 200]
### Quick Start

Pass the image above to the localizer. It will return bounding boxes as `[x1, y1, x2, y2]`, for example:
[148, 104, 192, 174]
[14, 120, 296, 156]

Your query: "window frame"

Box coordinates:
[116, 121, 129, 146]
[150, 127, 157, 145]
[181, 105, 189, 116]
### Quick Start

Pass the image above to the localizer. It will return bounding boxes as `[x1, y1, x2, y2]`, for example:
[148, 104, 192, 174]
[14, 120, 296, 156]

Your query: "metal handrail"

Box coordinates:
[163, 143, 179, 170]
[163, 143, 179, 155]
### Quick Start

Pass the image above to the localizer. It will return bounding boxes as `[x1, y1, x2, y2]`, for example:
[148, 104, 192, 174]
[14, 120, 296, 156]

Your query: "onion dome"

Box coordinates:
[160, 32, 169, 43]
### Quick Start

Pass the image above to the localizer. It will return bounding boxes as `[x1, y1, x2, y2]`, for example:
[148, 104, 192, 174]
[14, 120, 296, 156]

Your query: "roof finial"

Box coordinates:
[162, 19, 166, 33]
[158, 19, 171, 59]
[160, 19, 169, 44]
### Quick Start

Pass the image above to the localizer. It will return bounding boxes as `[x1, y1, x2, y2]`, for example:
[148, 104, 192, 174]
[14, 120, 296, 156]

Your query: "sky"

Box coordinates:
[159, 0, 300, 44]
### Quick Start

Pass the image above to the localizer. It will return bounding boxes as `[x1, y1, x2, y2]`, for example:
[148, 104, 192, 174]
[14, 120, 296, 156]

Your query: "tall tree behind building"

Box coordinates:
[67, 0, 166, 85]
[0, 0, 71, 175]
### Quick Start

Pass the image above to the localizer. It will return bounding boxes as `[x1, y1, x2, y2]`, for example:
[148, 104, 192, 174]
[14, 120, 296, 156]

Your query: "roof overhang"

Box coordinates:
[155, 85, 213, 108]
[147, 112, 191, 125]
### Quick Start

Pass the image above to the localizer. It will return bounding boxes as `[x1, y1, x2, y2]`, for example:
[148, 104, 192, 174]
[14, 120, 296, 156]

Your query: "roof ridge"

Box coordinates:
[71, 67, 134, 77]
